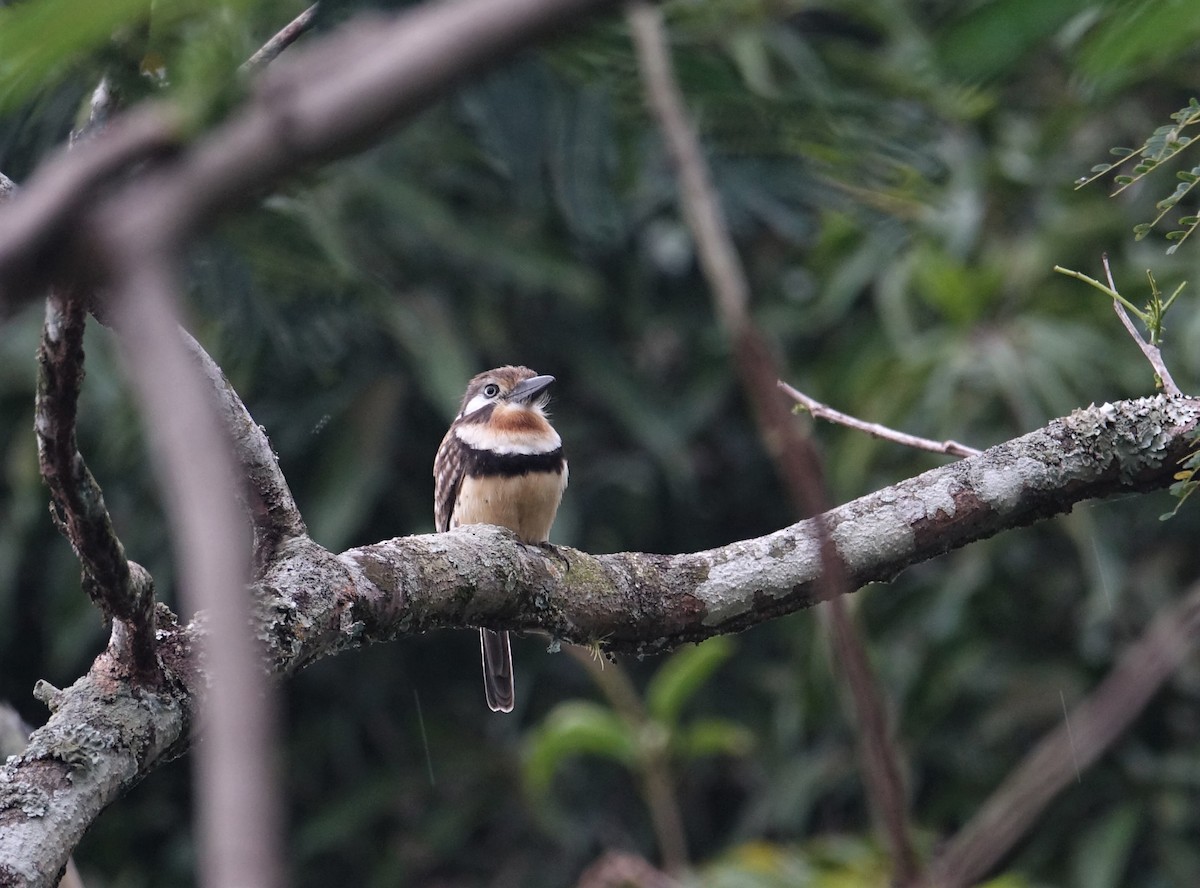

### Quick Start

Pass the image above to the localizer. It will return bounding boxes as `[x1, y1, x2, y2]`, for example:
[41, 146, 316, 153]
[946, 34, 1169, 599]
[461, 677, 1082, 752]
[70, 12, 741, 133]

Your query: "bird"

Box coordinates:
[433, 366, 568, 712]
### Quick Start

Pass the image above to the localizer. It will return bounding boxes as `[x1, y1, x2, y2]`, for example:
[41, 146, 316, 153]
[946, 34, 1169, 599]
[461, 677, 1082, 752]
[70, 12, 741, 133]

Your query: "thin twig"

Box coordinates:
[779, 381, 983, 458]
[242, 3, 320, 73]
[626, 3, 921, 883]
[1101, 255, 1182, 396]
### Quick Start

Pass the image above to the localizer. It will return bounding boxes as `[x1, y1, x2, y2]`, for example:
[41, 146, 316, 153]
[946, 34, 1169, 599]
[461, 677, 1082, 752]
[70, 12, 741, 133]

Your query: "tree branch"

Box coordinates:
[182, 331, 307, 567]
[2, 395, 1197, 883]
[35, 287, 159, 681]
[335, 395, 1199, 652]
[1101, 255, 1182, 397]
[241, 3, 321, 74]
[626, 3, 920, 878]
[926, 579, 1200, 887]
[0, 0, 630, 311]
[779, 381, 983, 458]
[101, 246, 282, 888]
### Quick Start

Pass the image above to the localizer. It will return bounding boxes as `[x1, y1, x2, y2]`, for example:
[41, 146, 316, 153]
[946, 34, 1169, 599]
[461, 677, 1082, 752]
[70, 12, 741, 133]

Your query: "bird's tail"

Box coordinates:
[480, 628, 515, 712]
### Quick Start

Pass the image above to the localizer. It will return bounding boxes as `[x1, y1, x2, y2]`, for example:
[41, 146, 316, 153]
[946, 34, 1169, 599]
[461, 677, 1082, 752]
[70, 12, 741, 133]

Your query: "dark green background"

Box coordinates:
[2, 0, 1200, 885]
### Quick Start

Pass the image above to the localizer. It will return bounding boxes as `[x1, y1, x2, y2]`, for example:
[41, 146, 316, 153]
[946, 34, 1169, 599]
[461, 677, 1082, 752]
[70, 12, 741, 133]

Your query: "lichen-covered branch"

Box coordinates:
[35, 288, 158, 681]
[2, 395, 1197, 885]
[338, 396, 1200, 656]
[183, 331, 306, 567]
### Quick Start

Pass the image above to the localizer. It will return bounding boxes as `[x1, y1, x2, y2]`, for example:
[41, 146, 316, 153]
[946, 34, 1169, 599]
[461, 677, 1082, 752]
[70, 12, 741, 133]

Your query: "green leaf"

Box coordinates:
[645, 636, 735, 727]
[674, 718, 755, 760]
[522, 701, 637, 793]
[0, 0, 151, 112]
[1069, 804, 1140, 888]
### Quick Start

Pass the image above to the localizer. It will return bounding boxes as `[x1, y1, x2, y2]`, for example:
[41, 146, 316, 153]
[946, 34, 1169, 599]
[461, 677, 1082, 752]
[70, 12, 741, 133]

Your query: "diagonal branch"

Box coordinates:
[35, 287, 159, 681]
[242, 3, 321, 74]
[779, 381, 983, 458]
[0, 0, 632, 311]
[926, 580, 1200, 887]
[1101, 256, 1182, 397]
[626, 2, 919, 879]
[183, 332, 306, 568]
[2, 395, 1198, 884]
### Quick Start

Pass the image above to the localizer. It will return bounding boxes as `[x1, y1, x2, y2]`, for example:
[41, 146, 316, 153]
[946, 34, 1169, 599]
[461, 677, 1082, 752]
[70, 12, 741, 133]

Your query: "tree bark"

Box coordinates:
[2, 394, 1195, 886]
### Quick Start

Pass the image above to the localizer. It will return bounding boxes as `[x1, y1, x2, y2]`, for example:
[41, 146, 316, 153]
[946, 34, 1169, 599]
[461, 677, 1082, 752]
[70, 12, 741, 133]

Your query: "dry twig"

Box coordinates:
[778, 381, 983, 458]
[242, 3, 320, 73]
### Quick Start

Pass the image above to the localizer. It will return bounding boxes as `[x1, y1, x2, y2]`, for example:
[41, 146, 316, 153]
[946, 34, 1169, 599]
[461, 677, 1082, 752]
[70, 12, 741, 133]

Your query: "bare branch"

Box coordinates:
[103, 248, 282, 888]
[3, 395, 1197, 883]
[183, 332, 306, 567]
[779, 381, 983, 458]
[927, 580, 1200, 887]
[241, 3, 320, 74]
[35, 287, 159, 680]
[626, 3, 919, 879]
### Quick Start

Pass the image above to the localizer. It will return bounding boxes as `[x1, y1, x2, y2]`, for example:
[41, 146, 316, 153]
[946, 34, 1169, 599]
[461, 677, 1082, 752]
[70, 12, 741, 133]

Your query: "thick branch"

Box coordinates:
[0, 0, 629, 311]
[183, 332, 306, 566]
[3, 395, 1197, 884]
[0, 627, 194, 888]
[337, 396, 1199, 655]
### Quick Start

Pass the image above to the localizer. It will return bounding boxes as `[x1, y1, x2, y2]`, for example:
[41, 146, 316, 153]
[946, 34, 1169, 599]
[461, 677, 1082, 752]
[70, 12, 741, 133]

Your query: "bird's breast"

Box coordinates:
[452, 463, 568, 543]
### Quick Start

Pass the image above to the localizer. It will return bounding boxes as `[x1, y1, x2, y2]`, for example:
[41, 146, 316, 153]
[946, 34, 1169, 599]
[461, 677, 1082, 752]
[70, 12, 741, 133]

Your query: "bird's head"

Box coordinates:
[453, 365, 560, 454]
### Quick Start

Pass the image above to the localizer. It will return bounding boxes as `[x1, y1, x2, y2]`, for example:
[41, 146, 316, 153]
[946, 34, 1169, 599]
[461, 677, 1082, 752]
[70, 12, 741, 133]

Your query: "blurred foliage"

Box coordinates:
[2, 0, 1200, 887]
[1077, 97, 1200, 253]
[524, 639, 753, 862]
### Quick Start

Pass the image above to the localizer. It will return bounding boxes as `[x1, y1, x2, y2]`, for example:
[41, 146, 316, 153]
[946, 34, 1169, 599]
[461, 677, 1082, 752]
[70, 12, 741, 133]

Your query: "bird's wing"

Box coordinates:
[433, 426, 465, 533]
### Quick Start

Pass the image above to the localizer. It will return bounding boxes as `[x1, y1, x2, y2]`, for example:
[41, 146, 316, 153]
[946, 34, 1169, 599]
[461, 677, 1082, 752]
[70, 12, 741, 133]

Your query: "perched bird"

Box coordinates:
[433, 366, 568, 712]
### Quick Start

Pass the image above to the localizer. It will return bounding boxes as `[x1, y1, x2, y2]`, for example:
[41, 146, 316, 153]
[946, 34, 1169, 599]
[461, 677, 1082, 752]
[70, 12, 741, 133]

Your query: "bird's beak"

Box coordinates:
[507, 374, 555, 404]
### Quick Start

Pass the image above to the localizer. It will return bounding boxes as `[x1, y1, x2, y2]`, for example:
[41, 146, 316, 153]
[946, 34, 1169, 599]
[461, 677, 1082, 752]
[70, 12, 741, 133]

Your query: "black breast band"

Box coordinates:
[465, 445, 565, 478]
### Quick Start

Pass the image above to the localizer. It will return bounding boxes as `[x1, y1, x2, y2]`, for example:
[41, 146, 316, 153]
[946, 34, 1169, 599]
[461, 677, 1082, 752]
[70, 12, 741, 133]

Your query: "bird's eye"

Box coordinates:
[482, 383, 500, 398]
